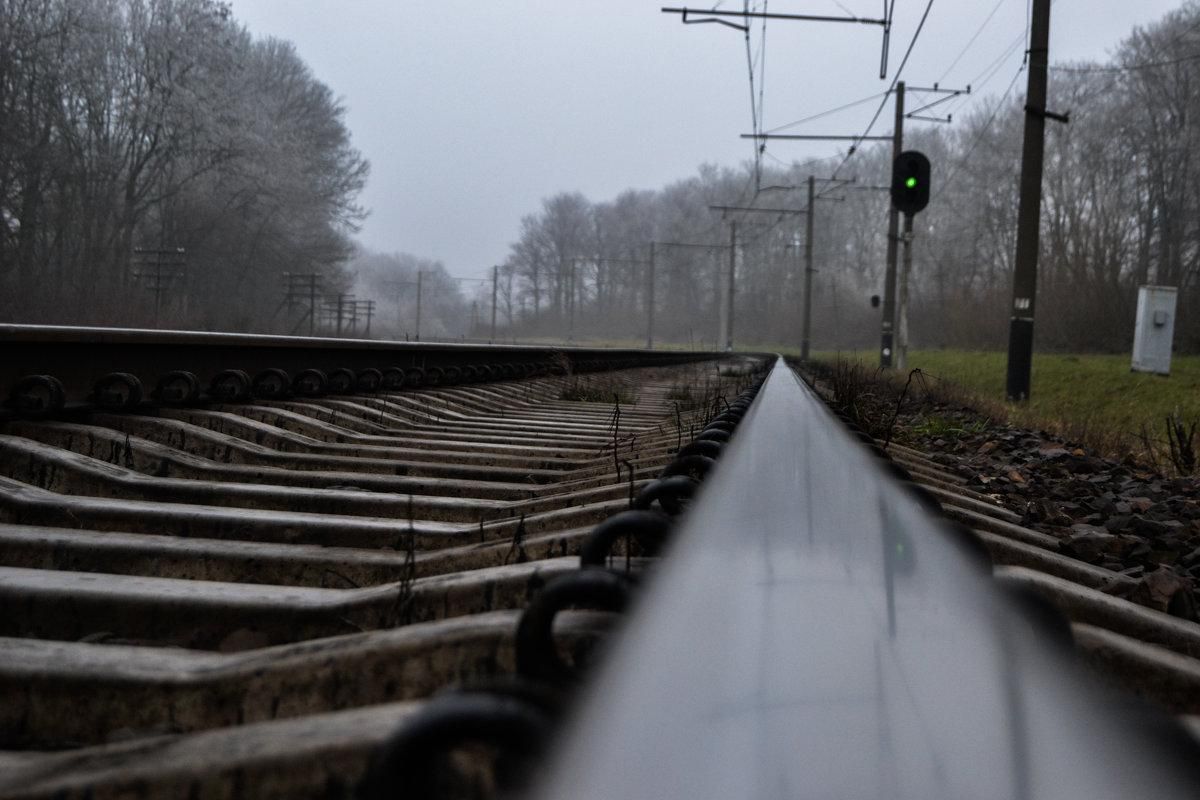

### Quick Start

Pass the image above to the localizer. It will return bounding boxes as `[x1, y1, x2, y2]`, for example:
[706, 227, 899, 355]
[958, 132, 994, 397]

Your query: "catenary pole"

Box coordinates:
[896, 213, 915, 370]
[880, 81, 905, 368]
[415, 271, 423, 342]
[801, 176, 816, 360]
[726, 222, 737, 351]
[647, 242, 656, 349]
[1005, 0, 1052, 401]
[491, 265, 498, 344]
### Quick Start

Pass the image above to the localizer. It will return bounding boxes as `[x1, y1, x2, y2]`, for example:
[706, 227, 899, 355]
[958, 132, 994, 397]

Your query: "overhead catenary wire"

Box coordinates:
[937, 0, 1007, 83]
[764, 91, 891, 135]
[830, 0, 937, 180]
[940, 30, 1027, 118]
[1050, 52, 1200, 73]
[930, 63, 1026, 204]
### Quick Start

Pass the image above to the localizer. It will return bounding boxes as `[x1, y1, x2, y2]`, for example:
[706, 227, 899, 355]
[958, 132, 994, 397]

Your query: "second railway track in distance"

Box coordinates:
[2, 326, 1200, 799]
[0, 326, 748, 797]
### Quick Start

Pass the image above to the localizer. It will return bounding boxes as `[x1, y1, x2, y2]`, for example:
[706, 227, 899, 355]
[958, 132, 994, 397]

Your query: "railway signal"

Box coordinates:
[890, 150, 931, 215]
[886, 150, 932, 370]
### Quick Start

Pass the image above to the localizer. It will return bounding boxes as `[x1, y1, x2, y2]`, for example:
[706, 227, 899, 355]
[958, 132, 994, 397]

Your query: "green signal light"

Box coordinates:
[905, 177, 918, 189]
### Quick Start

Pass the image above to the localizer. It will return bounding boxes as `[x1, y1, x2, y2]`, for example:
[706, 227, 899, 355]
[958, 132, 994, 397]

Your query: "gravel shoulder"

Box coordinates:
[804, 358, 1200, 623]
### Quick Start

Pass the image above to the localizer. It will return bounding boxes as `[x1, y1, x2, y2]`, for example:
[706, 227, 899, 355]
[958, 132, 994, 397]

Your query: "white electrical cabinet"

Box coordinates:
[1131, 285, 1177, 375]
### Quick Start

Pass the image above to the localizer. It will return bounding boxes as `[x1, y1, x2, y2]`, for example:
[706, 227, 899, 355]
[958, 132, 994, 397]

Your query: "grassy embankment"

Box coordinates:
[816, 349, 1200, 467]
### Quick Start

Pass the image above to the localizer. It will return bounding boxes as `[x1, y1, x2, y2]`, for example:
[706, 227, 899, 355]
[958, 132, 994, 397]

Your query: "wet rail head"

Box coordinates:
[532, 357, 1200, 800]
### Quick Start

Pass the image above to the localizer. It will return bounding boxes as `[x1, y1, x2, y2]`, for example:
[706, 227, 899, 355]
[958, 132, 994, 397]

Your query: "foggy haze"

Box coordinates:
[231, 1, 1184, 281]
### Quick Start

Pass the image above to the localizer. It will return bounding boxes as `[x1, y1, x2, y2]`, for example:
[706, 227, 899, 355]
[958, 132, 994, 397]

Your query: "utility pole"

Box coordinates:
[132, 247, 186, 328]
[415, 270, 423, 342]
[880, 80, 905, 368]
[896, 213, 915, 370]
[651, 241, 730, 350]
[567, 259, 577, 343]
[491, 265, 498, 344]
[363, 300, 375, 337]
[647, 243, 656, 350]
[801, 176, 816, 360]
[565, 255, 652, 347]
[1006, 0, 1058, 401]
[307, 275, 317, 335]
[726, 222, 737, 351]
[332, 293, 358, 336]
[709, 206, 807, 351]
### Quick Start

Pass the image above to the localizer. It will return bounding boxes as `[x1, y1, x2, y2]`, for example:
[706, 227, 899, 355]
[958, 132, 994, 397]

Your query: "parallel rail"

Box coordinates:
[0, 329, 753, 797]
[0, 324, 716, 411]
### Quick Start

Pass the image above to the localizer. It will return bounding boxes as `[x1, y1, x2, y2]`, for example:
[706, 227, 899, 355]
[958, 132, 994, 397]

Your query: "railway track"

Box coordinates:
[0, 326, 747, 797]
[0, 327, 1198, 798]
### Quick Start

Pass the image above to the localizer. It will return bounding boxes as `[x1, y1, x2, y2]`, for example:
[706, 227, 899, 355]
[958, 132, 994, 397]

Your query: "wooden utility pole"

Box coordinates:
[725, 222, 737, 351]
[1006, 0, 1053, 401]
[132, 247, 186, 328]
[647, 243, 656, 350]
[415, 270, 423, 342]
[896, 213, 915, 370]
[651, 240, 730, 350]
[491, 265, 498, 344]
[710, 205, 809, 351]
[880, 81, 905, 368]
[335, 294, 347, 336]
[801, 176, 816, 360]
[363, 300, 375, 337]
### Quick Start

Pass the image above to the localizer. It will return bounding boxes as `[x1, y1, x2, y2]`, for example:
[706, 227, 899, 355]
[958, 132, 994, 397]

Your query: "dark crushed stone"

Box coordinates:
[804, 361, 1200, 621]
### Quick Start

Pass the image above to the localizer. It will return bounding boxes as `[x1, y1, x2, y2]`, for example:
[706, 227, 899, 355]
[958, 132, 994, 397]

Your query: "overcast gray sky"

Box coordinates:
[230, 1, 1188, 281]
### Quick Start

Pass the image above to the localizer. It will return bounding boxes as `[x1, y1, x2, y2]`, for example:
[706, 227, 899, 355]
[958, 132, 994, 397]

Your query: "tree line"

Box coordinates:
[494, 2, 1200, 354]
[0, 0, 369, 331]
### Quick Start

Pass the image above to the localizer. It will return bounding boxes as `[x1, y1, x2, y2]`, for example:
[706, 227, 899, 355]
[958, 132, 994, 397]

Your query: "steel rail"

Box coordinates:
[533, 357, 1200, 800]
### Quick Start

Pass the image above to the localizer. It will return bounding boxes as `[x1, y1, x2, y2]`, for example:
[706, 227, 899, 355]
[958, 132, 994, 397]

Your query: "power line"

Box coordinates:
[930, 64, 1025, 203]
[941, 30, 1026, 119]
[937, 0, 1006, 83]
[1050, 52, 1200, 73]
[967, 31, 1028, 87]
[831, 0, 936, 179]
[764, 91, 890, 134]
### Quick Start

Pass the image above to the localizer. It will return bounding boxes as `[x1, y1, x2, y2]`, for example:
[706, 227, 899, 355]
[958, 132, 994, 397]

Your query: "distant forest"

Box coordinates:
[4, 1, 1200, 352]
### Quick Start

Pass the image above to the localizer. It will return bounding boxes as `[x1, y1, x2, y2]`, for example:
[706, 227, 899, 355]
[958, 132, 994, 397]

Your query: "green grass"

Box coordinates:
[818, 349, 1200, 462]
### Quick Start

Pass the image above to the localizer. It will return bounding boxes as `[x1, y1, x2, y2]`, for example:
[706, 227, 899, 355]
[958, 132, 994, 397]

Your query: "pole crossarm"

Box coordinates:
[904, 85, 971, 93]
[682, 15, 748, 32]
[661, 6, 886, 26]
[905, 88, 970, 117]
